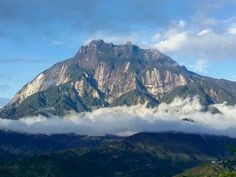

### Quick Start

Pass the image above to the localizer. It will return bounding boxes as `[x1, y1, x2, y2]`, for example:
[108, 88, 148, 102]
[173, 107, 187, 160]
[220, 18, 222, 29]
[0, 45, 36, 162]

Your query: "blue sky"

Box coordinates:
[1, 0, 236, 99]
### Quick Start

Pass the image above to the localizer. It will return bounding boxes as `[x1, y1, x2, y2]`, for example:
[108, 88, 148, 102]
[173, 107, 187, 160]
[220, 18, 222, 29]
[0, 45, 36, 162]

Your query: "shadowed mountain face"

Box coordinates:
[1, 40, 236, 119]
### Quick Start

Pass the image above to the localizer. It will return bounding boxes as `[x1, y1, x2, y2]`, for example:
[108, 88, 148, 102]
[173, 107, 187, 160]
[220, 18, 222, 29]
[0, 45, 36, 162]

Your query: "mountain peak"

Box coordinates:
[75, 39, 176, 69]
[78, 39, 113, 53]
[88, 39, 134, 47]
[89, 39, 106, 46]
[125, 41, 133, 45]
[87, 39, 139, 50]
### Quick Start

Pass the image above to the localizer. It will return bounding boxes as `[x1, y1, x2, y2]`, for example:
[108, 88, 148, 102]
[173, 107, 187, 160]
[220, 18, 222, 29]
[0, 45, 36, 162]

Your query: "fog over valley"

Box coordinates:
[1, 97, 236, 137]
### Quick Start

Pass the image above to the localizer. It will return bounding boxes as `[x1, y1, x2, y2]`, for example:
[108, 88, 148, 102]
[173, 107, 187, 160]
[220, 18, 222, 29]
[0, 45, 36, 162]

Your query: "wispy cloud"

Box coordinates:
[152, 31, 188, 52]
[51, 40, 64, 46]
[189, 60, 208, 73]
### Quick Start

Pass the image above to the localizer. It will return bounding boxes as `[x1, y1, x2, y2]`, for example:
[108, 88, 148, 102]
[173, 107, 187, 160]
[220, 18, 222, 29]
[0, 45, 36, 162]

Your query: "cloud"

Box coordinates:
[3, 0, 232, 40]
[228, 24, 236, 34]
[51, 40, 64, 46]
[83, 16, 236, 65]
[1, 97, 236, 137]
[150, 22, 236, 61]
[153, 31, 188, 52]
[189, 60, 208, 73]
[1, 0, 236, 66]
[198, 29, 211, 36]
[178, 20, 186, 28]
[0, 0, 177, 37]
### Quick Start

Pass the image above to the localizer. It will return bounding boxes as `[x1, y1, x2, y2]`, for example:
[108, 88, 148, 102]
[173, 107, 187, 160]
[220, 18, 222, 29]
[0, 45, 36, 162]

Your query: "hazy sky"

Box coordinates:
[1, 0, 236, 98]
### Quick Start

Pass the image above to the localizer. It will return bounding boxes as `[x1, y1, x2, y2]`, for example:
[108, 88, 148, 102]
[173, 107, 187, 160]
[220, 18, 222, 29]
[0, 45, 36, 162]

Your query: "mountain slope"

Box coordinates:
[1, 40, 236, 119]
[175, 161, 236, 177]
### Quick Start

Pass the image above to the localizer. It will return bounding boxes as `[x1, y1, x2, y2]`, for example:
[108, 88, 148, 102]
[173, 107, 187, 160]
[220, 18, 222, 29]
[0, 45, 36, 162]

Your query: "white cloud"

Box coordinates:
[178, 20, 186, 28]
[198, 29, 211, 36]
[1, 97, 236, 137]
[151, 25, 236, 61]
[153, 31, 188, 52]
[189, 60, 208, 73]
[228, 24, 236, 34]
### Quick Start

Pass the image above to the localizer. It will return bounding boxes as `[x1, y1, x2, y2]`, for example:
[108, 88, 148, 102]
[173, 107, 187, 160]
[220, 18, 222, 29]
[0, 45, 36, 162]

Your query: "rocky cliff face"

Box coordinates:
[1, 40, 236, 119]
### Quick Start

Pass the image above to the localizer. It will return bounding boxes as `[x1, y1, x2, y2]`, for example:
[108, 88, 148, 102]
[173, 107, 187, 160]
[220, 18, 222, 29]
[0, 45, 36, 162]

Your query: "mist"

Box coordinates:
[0, 97, 236, 137]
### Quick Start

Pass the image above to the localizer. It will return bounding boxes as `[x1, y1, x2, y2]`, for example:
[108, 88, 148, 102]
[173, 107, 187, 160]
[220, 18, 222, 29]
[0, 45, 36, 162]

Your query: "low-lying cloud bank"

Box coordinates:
[1, 97, 236, 137]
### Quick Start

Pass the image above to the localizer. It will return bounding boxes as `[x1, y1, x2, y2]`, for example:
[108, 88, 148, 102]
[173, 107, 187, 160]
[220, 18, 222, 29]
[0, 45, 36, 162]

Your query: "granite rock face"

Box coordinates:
[1, 40, 236, 119]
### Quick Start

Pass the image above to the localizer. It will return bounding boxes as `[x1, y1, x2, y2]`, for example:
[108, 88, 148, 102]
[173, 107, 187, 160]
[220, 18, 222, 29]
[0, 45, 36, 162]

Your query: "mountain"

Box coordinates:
[1, 40, 236, 119]
[0, 98, 10, 109]
[0, 131, 235, 177]
[175, 160, 236, 177]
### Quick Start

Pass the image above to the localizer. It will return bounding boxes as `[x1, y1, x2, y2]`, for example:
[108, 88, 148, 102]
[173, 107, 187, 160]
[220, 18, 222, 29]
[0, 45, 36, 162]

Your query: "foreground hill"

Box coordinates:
[175, 161, 236, 177]
[0, 131, 235, 176]
[1, 40, 236, 119]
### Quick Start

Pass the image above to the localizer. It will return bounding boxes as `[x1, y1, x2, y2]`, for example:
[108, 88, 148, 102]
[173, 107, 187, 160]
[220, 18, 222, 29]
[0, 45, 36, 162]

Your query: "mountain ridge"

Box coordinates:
[1, 39, 236, 119]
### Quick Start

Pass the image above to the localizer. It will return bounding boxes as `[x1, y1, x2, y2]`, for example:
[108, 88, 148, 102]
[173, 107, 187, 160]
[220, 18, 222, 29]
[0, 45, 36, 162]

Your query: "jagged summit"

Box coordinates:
[1, 40, 236, 119]
[80, 39, 160, 57]
[89, 39, 106, 44]
[75, 39, 176, 70]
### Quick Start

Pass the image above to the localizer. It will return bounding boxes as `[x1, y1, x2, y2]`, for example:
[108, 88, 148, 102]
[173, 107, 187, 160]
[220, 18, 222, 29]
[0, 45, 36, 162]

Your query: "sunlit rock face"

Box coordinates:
[142, 69, 188, 100]
[1, 40, 236, 119]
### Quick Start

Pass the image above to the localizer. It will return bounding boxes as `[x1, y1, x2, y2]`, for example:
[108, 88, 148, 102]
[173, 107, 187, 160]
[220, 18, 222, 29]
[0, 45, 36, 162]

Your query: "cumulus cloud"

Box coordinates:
[1, 97, 236, 137]
[153, 31, 188, 52]
[151, 25, 236, 61]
